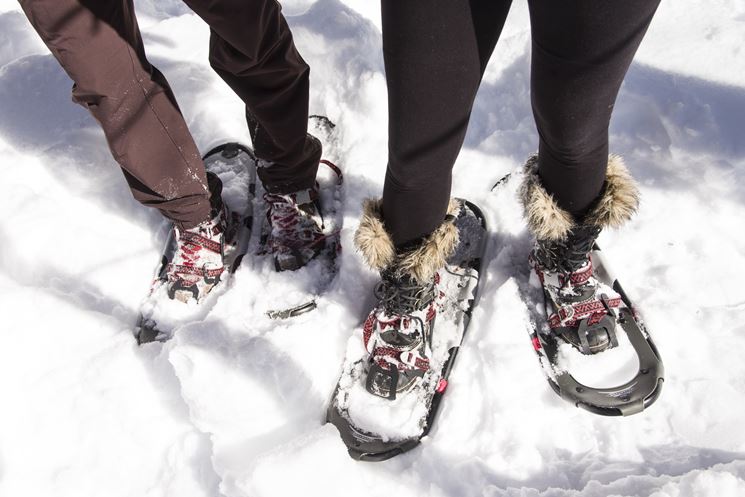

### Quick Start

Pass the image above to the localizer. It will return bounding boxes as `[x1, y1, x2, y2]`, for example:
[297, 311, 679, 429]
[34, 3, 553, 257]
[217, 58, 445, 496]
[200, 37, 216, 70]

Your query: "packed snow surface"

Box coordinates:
[1, 1, 745, 496]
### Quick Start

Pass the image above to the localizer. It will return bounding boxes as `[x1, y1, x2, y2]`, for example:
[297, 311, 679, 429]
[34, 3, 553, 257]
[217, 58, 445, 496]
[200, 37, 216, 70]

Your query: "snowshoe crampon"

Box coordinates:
[327, 200, 487, 461]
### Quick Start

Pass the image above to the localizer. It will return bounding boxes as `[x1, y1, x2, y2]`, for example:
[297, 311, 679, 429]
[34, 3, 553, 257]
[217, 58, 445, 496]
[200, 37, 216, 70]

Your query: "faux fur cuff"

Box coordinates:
[519, 156, 575, 241]
[519, 154, 640, 241]
[584, 155, 640, 229]
[354, 198, 460, 283]
[354, 199, 396, 272]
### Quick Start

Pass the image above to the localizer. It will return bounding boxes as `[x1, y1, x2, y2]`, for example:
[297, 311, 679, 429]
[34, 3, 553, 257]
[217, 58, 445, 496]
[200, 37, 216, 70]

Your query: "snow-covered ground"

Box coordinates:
[1, 0, 745, 496]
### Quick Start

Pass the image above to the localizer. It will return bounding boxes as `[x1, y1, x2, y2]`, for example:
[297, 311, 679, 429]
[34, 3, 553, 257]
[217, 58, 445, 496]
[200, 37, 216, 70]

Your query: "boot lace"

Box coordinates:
[536, 225, 601, 276]
[373, 271, 435, 316]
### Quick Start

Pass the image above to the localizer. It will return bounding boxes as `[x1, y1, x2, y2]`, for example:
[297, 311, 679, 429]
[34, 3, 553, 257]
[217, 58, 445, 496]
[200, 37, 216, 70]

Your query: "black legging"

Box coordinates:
[381, 0, 660, 247]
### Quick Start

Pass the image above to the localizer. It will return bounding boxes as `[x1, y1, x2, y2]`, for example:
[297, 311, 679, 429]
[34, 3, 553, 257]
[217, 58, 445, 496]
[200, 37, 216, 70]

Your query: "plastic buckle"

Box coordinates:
[577, 313, 619, 354]
[202, 262, 222, 284]
[366, 362, 399, 401]
[559, 304, 575, 324]
[600, 293, 617, 320]
[168, 279, 199, 302]
[399, 351, 419, 368]
[265, 300, 318, 320]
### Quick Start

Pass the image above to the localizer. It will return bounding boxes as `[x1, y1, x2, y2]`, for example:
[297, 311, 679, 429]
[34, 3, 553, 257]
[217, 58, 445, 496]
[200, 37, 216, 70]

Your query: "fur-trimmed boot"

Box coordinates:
[520, 155, 640, 354]
[354, 199, 460, 399]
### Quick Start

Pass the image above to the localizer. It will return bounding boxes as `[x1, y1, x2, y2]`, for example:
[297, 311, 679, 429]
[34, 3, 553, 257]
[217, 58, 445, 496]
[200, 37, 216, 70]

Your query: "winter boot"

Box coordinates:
[167, 172, 230, 303]
[263, 186, 326, 271]
[354, 199, 460, 399]
[520, 155, 640, 354]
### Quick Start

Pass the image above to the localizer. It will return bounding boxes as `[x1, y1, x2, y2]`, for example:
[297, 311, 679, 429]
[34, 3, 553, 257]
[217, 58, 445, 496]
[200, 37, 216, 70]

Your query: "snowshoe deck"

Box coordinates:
[327, 199, 487, 461]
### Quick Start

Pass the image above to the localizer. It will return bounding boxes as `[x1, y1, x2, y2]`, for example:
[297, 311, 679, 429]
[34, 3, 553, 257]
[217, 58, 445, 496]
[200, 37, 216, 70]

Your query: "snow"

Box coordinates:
[1, 0, 745, 496]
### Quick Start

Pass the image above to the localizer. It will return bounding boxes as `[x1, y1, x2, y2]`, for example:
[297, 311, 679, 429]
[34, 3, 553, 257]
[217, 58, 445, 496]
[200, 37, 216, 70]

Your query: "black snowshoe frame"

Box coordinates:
[530, 246, 664, 416]
[491, 171, 664, 416]
[327, 200, 488, 461]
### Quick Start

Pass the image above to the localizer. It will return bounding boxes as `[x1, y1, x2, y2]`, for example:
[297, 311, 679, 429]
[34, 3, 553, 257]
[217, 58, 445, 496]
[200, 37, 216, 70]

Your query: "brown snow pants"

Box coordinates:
[18, 0, 320, 228]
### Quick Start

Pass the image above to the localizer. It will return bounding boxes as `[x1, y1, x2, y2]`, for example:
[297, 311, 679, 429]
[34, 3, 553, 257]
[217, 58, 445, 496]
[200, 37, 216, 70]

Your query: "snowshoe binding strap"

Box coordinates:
[361, 295, 435, 400]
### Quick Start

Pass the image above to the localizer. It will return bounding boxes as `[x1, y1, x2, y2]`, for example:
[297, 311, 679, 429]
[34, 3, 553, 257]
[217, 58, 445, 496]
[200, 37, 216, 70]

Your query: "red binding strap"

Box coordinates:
[548, 297, 622, 329]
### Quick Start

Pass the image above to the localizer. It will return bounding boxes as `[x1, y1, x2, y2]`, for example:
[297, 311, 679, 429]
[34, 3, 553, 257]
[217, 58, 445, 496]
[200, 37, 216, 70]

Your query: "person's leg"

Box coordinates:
[181, 0, 320, 194]
[18, 0, 213, 228]
[522, 0, 660, 355]
[380, 0, 512, 247]
[350, 1, 512, 399]
[528, 0, 660, 219]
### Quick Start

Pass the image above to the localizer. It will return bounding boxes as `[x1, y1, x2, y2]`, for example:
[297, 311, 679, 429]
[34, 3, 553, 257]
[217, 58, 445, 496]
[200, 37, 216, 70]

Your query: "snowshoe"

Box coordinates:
[260, 117, 343, 320]
[136, 142, 255, 344]
[494, 155, 664, 415]
[327, 199, 487, 461]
